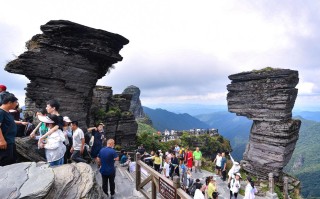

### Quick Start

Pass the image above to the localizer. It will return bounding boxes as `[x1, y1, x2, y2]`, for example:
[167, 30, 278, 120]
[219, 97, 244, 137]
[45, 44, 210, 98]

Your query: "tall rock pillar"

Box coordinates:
[227, 68, 301, 178]
[5, 20, 129, 128]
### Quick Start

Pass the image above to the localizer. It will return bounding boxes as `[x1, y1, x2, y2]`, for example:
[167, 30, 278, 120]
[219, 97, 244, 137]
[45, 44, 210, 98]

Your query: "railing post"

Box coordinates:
[136, 152, 141, 191]
[152, 177, 157, 199]
[173, 176, 181, 199]
[266, 173, 278, 199]
[283, 176, 289, 199]
[269, 173, 274, 194]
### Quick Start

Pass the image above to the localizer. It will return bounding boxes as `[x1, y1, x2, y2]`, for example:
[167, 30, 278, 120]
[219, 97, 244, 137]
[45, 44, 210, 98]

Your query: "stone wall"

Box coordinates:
[227, 68, 301, 178]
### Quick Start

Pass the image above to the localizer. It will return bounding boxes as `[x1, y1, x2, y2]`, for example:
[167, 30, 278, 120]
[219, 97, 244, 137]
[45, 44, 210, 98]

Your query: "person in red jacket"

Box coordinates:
[184, 147, 193, 172]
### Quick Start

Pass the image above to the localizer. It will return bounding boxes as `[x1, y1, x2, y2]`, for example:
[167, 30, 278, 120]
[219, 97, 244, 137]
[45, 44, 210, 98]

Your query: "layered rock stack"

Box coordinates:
[227, 68, 301, 178]
[0, 162, 102, 199]
[5, 20, 129, 128]
[90, 85, 138, 148]
[122, 85, 145, 118]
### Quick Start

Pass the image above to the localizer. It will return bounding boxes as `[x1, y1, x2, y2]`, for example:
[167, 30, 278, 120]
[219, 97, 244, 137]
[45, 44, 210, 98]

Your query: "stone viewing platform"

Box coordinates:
[227, 68, 301, 178]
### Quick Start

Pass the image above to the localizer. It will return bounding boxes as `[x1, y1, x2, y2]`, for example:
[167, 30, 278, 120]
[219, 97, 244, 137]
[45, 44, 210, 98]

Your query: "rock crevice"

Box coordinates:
[227, 68, 301, 178]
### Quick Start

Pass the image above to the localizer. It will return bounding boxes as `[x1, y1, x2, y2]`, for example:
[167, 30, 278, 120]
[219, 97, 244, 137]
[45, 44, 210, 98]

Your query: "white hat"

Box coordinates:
[63, 116, 72, 123]
[235, 172, 242, 178]
[38, 115, 54, 123]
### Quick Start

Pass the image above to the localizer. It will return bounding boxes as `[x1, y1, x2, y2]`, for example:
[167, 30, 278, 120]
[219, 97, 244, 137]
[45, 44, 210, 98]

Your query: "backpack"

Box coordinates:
[188, 182, 202, 196]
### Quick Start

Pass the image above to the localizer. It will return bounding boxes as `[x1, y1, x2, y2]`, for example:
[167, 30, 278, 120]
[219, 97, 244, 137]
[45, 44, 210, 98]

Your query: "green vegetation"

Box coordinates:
[252, 66, 279, 72]
[180, 132, 231, 157]
[136, 121, 179, 152]
[106, 106, 121, 117]
[284, 118, 320, 198]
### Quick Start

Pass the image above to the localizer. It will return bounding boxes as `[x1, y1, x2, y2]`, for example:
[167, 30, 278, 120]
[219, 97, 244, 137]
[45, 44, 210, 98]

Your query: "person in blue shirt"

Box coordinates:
[0, 93, 18, 166]
[87, 123, 106, 159]
[220, 152, 227, 181]
[96, 139, 119, 198]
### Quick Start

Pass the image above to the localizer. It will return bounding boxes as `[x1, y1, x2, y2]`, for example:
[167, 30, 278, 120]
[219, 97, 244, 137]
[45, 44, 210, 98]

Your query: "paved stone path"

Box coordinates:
[92, 163, 264, 199]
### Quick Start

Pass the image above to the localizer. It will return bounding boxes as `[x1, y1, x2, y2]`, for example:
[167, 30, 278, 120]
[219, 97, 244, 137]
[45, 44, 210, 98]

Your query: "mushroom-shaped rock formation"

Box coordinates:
[227, 68, 301, 178]
[5, 20, 129, 128]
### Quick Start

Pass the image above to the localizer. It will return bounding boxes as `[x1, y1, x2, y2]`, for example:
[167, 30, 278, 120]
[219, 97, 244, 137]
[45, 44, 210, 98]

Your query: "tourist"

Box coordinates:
[207, 177, 218, 199]
[213, 152, 222, 176]
[186, 169, 193, 189]
[0, 84, 9, 106]
[193, 147, 202, 173]
[87, 123, 106, 160]
[180, 158, 187, 187]
[38, 114, 66, 166]
[152, 151, 161, 173]
[137, 144, 145, 155]
[37, 99, 64, 147]
[70, 121, 86, 163]
[30, 108, 48, 139]
[194, 184, 206, 199]
[9, 102, 29, 137]
[96, 139, 119, 198]
[0, 93, 18, 166]
[229, 172, 241, 199]
[228, 152, 241, 184]
[120, 153, 130, 166]
[170, 152, 180, 179]
[163, 157, 170, 178]
[244, 176, 257, 199]
[62, 116, 72, 163]
[174, 144, 180, 156]
[185, 147, 193, 172]
[221, 152, 227, 181]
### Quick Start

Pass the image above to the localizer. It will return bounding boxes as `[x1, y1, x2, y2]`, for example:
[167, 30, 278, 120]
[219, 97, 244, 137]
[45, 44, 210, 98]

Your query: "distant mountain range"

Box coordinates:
[143, 106, 210, 131]
[143, 106, 320, 198]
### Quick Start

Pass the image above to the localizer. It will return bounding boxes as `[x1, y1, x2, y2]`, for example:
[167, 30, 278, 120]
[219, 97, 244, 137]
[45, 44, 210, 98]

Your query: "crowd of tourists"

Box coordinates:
[1, 84, 257, 199]
[0, 86, 118, 198]
[135, 144, 257, 199]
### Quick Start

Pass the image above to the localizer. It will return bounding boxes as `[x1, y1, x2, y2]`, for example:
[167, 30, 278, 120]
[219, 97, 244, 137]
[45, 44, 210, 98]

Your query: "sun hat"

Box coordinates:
[63, 116, 72, 123]
[235, 172, 242, 178]
[38, 115, 55, 123]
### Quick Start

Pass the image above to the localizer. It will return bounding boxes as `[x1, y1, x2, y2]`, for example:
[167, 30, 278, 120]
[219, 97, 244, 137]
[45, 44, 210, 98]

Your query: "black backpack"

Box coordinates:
[188, 182, 202, 196]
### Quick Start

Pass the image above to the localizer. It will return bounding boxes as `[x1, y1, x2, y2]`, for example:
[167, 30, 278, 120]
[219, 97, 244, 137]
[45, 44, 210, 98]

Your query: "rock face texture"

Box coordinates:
[122, 85, 152, 125]
[122, 85, 145, 118]
[90, 86, 137, 149]
[5, 20, 129, 128]
[227, 68, 301, 178]
[4, 20, 137, 149]
[0, 162, 102, 199]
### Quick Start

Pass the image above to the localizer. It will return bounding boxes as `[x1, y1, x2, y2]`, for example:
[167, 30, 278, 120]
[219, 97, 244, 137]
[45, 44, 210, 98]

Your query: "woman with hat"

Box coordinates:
[228, 152, 241, 184]
[38, 114, 66, 166]
[229, 172, 241, 198]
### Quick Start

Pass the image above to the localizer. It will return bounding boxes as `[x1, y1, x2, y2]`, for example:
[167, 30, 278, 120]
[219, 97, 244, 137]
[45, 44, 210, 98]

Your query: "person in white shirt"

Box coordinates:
[163, 157, 170, 178]
[70, 121, 86, 163]
[244, 176, 257, 199]
[213, 152, 222, 176]
[194, 184, 206, 199]
[230, 173, 241, 198]
[228, 153, 241, 184]
[37, 114, 66, 167]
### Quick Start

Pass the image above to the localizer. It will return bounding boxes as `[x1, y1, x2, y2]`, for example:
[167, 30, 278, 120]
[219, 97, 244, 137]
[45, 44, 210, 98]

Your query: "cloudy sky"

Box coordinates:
[1, 0, 320, 112]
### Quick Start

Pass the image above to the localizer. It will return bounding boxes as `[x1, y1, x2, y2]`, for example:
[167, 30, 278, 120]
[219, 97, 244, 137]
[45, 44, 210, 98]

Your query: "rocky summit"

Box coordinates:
[5, 20, 129, 129]
[227, 68, 301, 178]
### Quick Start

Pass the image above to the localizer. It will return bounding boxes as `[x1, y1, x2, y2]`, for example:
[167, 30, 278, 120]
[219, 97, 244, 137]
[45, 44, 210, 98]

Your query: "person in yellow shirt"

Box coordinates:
[152, 151, 161, 173]
[207, 177, 218, 199]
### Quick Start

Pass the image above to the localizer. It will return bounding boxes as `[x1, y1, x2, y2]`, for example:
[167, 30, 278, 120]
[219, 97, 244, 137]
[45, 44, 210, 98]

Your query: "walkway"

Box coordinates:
[92, 163, 264, 199]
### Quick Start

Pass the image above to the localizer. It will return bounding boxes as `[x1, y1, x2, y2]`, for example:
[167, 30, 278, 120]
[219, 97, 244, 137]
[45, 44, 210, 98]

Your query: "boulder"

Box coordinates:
[227, 68, 301, 178]
[0, 162, 102, 199]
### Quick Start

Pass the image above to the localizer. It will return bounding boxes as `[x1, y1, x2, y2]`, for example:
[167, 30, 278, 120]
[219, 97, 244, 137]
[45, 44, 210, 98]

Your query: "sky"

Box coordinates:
[1, 0, 320, 112]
